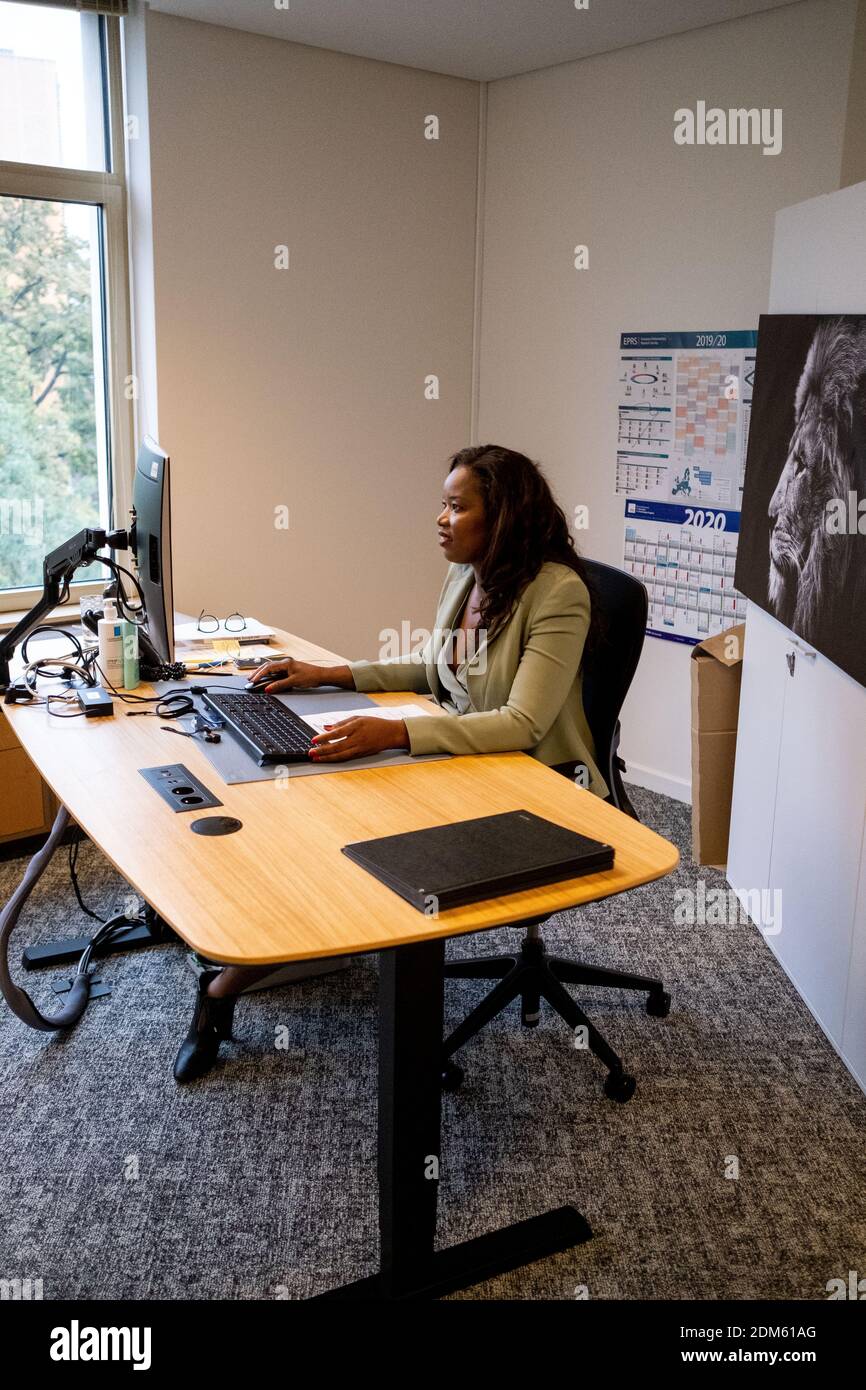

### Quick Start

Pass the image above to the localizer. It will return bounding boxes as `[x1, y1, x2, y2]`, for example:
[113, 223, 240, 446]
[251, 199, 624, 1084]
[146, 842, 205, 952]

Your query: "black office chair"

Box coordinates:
[441, 559, 670, 1103]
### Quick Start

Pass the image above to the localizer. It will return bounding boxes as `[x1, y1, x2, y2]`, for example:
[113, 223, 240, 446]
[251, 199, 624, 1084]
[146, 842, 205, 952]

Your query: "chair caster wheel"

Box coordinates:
[647, 989, 671, 1018]
[604, 1070, 636, 1103]
[441, 1060, 464, 1091]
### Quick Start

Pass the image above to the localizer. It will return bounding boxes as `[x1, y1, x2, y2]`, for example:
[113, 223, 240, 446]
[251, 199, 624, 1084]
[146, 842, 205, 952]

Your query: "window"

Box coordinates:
[0, 0, 132, 608]
[0, 3, 109, 171]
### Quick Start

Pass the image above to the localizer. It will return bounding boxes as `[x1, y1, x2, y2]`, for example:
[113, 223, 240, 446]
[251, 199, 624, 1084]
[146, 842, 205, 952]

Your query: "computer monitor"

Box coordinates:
[130, 437, 174, 665]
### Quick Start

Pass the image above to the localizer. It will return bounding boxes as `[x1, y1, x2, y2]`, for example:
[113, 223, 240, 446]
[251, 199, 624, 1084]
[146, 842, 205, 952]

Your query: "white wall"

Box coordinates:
[477, 0, 857, 799]
[841, 0, 866, 187]
[136, 11, 480, 660]
[128, 1, 861, 798]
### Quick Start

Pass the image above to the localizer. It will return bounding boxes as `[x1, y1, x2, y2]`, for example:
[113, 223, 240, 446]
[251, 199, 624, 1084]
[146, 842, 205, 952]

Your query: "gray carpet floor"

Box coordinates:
[1, 785, 864, 1301]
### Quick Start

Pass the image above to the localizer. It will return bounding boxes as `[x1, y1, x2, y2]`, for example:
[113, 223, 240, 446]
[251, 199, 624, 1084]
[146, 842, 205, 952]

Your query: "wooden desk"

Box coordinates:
[1, 624, 679, 1299]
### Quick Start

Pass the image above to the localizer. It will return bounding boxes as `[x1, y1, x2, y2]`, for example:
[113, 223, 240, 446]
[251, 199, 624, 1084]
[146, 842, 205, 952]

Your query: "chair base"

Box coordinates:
[443, 932, 670, 1102]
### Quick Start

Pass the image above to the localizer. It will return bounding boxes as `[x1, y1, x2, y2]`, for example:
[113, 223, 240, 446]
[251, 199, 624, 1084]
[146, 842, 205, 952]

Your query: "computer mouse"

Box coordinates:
[244, 677, 272, 692]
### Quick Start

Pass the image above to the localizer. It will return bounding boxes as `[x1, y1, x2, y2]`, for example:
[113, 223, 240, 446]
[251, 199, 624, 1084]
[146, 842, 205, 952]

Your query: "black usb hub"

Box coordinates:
[76, 686, 115, 718]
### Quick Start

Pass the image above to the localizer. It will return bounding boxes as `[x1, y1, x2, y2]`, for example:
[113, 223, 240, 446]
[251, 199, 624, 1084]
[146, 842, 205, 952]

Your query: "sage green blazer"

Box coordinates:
[348, 561, 609, 798]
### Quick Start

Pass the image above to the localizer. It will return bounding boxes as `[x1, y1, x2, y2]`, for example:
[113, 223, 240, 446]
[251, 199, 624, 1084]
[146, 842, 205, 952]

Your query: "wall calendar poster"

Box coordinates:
[617, 329, 757, 643]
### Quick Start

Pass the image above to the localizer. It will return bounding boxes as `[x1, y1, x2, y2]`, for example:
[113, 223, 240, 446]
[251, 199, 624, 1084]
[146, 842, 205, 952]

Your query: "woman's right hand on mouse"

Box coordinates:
[249, 659, 355, 693]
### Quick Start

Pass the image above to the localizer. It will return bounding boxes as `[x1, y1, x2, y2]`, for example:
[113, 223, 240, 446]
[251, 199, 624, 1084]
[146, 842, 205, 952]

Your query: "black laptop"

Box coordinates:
[341, 809, 615, 913]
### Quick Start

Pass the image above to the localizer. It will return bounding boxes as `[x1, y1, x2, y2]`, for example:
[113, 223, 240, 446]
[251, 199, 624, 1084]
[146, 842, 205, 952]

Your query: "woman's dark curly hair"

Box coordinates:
[446, 444, 603, 663]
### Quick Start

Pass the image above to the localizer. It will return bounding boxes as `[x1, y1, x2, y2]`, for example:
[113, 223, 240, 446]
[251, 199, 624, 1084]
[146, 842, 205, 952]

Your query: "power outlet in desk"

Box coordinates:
[138, 763, 224, 813]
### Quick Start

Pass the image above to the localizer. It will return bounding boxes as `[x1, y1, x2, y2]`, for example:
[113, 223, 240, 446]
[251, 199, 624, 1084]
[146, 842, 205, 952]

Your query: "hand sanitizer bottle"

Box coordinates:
[97, 599, 124, 688]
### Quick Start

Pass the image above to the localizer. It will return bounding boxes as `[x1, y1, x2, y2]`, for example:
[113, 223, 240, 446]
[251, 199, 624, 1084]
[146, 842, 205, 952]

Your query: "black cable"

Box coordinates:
[123, 679, 240, 745]
[75, 908, 143, 983]
[66, 842, 150, 987]
[99, 558, 147, 625]
[189, 683, 252, 694]
[120, 680, 242, 716]
[125, 691, 209, 719]
[91, 659, 162, 707]
[68, 839, 107, 924]
[21, 626, 86, 667]
[161, 720, 221, 744]
[92, 659, 231, 711]
[19, 628, 94, 693]
[156, 692, 197, 718]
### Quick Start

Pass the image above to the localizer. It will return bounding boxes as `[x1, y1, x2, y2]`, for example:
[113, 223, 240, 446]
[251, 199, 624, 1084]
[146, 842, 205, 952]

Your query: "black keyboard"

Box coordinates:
[201, 691, 316, 764]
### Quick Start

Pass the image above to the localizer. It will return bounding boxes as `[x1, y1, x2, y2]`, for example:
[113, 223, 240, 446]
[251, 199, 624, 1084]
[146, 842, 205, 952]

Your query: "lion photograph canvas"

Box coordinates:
[736, 314, 866, 689]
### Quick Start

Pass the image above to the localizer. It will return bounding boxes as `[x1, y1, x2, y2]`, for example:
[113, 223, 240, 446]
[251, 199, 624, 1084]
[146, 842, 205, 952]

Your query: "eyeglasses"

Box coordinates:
[197, 609, 247, 634]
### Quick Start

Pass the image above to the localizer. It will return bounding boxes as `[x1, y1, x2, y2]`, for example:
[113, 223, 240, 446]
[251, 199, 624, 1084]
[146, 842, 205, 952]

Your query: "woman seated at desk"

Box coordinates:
[174, 444, 608, 1083]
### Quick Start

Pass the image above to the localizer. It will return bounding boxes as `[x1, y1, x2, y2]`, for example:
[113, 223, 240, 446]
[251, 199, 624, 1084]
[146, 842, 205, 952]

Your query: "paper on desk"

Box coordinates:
[304, 703, 436, 735]
[174, 617, 275, 644]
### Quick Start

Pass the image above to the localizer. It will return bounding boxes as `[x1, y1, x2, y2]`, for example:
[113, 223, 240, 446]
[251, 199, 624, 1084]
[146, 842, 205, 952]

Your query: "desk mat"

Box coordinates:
[152, 675, 449, 784]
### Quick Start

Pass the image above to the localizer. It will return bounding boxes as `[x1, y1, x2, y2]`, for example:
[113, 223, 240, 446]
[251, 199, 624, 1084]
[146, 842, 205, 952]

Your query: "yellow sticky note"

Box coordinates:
[212, 639, 241, 656]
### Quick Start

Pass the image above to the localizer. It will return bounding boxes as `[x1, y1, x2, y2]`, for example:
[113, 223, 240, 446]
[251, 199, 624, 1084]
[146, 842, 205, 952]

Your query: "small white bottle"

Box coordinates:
[97, 599, 124, 688]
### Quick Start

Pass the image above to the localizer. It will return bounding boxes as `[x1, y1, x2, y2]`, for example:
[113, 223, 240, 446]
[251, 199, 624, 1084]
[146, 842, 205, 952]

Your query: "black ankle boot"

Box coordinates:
[173, 970, 237, 1084]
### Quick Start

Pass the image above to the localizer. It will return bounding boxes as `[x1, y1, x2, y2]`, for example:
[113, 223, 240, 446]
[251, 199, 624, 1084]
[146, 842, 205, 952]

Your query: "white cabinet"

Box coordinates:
[843, 825, 866, 1076]
[768, 628, 866, 1042]
[728, 179, 866, 1094]
[725, 604, 788, 894]
[728, 602, 866, 1088]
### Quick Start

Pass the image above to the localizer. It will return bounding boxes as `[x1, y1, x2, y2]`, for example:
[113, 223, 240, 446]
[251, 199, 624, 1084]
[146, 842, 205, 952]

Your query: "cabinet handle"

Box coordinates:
[789, 637, 817, 659]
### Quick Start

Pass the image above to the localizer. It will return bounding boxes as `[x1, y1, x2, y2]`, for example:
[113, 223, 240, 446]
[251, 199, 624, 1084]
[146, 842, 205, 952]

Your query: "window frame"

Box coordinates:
[0, 13, 133, 616]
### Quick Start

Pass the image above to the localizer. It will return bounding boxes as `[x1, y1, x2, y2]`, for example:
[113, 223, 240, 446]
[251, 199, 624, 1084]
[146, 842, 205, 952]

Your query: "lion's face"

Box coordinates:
[763, 318, 866, 650]
[767, 397, 836, 613]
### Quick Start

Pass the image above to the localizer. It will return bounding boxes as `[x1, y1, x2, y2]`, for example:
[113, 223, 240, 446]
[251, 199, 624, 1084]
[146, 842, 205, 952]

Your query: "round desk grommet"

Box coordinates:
[190, 816, 243, 836]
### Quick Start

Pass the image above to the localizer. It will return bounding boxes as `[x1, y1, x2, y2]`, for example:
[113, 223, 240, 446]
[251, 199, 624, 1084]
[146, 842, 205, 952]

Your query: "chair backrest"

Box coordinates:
[580, 558, 647, 817]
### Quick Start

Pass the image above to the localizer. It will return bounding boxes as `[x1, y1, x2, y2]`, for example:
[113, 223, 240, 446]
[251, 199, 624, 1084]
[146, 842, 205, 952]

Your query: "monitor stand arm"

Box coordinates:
[0, 526, 129, 690]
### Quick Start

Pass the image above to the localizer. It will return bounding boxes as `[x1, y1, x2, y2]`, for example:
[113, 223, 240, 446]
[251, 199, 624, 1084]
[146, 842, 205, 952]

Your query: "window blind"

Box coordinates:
[12, 2, 129, 15]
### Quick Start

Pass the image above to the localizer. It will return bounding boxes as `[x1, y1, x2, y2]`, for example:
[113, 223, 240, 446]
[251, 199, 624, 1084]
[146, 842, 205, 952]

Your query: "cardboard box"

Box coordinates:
[690, 623, 745, 868]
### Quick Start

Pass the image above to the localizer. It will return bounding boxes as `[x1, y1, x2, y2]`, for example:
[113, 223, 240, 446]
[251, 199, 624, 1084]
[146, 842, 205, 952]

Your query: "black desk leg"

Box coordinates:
[316, 938, 592, 1300]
